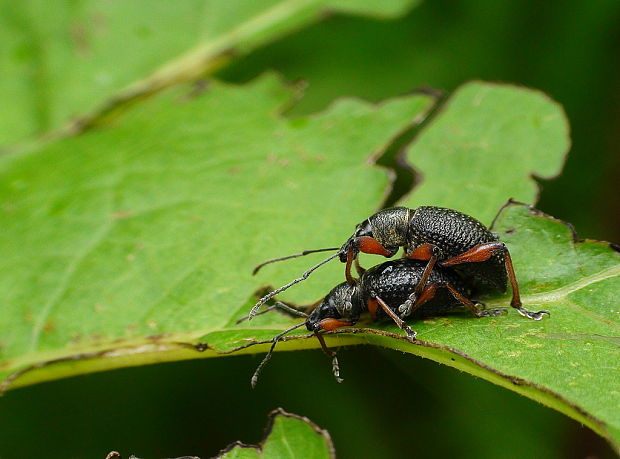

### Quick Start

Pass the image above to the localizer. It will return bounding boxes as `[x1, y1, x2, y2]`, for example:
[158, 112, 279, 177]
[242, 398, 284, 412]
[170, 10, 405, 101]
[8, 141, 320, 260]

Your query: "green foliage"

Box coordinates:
[217, 408, 335, 459]
[0, 0, 417, 145]
[2, 1, 619, 457]
[403, 82, 568, 222]
[0, 74, 432, 383]
[2, 71, 619, 451]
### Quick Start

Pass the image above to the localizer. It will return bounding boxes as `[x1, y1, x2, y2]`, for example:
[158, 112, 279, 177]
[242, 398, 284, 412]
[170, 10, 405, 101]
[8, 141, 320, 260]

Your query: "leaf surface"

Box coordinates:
[404, 81, 569, 224]
[0, 74, 433, 380]
[0, 0, 418, 146]
[209, 203, 620, 450]
[217, 408, 335, 459]
[2, 78, 618, 451]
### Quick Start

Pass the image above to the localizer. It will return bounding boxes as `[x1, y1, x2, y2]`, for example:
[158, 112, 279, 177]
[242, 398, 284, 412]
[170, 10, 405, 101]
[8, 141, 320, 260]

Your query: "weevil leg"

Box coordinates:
[503, 249, 549, 320]
[440, 241, 549, 320]
[354, 257, 366, 276]
[345, 236, 395, 284]
[373, 294, 417, 339]
[400, 244, 441, 317]
[444, 284, 507, 317]
[398, 283, 438, 318]
[515, 306, 549, 321]
[344, 249, 357, 285]
[315, 332, 343, 383]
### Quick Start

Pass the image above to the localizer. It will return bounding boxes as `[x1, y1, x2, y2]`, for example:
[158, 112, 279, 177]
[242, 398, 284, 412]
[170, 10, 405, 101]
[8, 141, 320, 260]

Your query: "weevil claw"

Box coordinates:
[517, 307, 550, 321]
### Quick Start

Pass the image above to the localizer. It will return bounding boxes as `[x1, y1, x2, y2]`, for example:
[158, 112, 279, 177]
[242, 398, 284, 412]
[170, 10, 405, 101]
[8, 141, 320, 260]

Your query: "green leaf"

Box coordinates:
[2, 76, 618, 452]
[0, 73, 434, 383]
[404, 81, 570, 224]
[208, 203, 620, 452]
[105, 408, 334, 459]
[0, 0, 418, 146]
[381, 201, 619, 448]
[217, 408, 335, 459]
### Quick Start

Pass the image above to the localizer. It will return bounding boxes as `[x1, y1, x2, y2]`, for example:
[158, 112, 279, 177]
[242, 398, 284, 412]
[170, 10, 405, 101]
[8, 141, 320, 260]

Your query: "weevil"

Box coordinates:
[249, 258, 507, 386]
[250, 205, 549, 321]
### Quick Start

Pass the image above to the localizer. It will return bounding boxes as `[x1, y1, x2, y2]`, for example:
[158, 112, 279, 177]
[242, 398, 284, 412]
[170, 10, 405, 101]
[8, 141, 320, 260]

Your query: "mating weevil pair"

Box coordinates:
[247, 205, 549, 385]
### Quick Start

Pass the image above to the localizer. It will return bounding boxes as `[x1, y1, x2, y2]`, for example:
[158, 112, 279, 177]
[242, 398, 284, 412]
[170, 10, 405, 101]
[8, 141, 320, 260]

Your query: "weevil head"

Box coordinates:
[338, 207, 411, 262]
[338, 218, 373, 262]
[306, 281, 361, 332]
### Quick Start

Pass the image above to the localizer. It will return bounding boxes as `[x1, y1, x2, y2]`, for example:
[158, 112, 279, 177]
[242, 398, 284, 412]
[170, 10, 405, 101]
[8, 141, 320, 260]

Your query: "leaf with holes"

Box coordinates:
[0, 73, 434, 386]
[2, 75, 619, 452]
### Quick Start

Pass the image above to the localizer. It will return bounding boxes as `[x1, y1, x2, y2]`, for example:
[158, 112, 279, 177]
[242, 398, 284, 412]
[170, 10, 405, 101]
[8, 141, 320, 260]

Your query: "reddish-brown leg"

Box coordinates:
[354, 257, 366, 276]
[398, 283, 438, 318]
[374, 295, 417, 338]
[440, 241, 519, 301]
[345, 249, 356, 285]
[407, 243, 440, 261]
[345, 237, 393, 285]
[444, 284, 507, 318]
[502, 249, 521, 308]
[399, 243, 441, 317]
[357, 236, 393, 257]
[441, 241, 506, 264]
[315, 332, 343, 383]
[314, 316, 356, 383]
[440, 241, 549, 320]
[318, 318, 353, 331]
[367, 298, 379, 321]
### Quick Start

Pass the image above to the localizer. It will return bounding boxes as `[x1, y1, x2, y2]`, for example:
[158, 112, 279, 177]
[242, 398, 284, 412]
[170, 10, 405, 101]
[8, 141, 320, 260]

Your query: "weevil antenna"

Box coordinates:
[251, 321, 307, 388]
[252, 248, 339, 275]
[248, 252, 340, 320]
[236, 301, 308, 324]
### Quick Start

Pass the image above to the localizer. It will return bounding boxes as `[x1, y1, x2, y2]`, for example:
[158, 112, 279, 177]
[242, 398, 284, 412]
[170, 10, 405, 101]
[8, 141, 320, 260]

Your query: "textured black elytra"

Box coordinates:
[305, 258, 471, 331]
[344, 206, 506, 291]
[359, 258, 471, 318]
[407, 207, 494, 256]
[407, 206, 507, 291]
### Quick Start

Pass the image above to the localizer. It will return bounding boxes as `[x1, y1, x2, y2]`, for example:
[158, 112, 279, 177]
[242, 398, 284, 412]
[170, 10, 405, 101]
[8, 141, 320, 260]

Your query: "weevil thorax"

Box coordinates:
[306, 281, 361, 332]
[365, 207, 412, 250]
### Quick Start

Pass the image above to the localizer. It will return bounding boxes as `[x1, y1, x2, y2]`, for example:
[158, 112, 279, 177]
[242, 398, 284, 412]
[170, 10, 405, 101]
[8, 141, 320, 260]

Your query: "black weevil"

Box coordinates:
[249, 258, 507, 386]
[250, 205, 549, 321]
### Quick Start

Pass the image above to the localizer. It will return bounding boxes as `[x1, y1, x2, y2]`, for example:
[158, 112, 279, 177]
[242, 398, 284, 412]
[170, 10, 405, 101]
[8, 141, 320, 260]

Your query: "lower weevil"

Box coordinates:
[248, 258, 508, 386]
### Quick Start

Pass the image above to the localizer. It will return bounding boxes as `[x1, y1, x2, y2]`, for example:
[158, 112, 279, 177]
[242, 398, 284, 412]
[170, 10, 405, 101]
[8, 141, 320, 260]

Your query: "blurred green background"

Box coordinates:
[1, 1, 618, 458]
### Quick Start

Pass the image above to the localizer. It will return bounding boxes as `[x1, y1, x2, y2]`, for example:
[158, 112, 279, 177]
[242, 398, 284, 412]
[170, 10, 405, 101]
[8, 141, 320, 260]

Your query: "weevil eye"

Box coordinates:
[354, 219, 373, 238]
